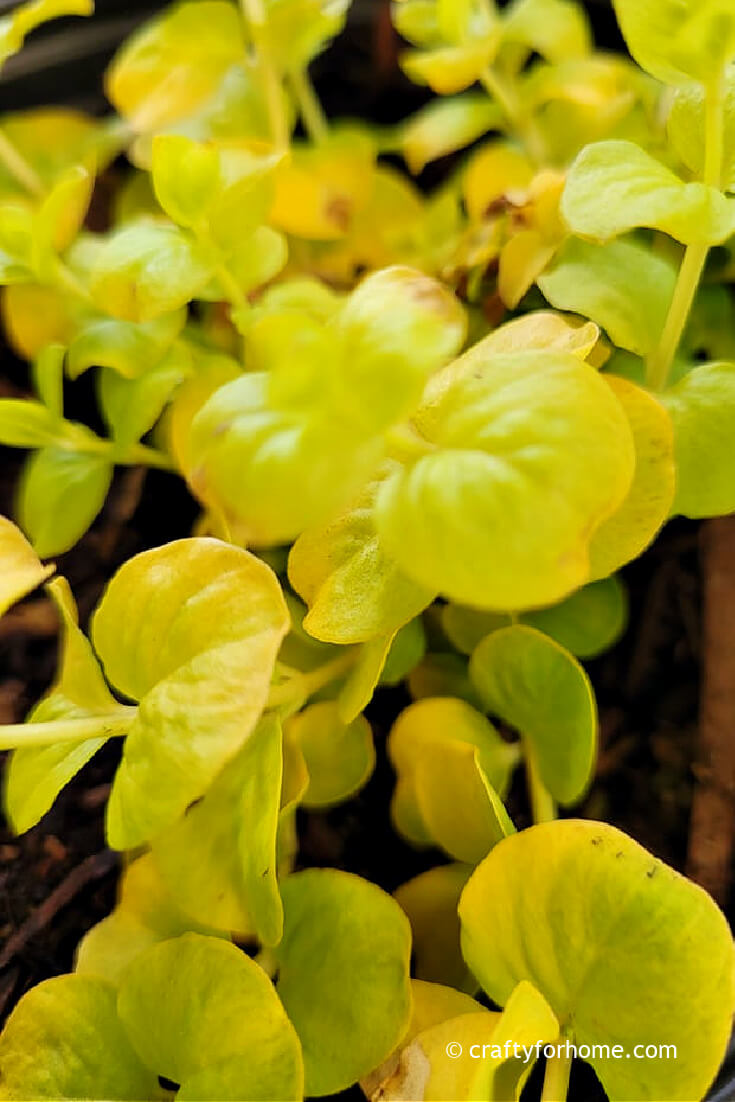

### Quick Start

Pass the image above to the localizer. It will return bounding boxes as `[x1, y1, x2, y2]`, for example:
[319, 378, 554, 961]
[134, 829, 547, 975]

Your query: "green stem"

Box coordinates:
[239, 0, 289, 150]
[267, 649, 357, 710]
[646, 242, 709, 391]
[118, 443, 175, 471]
[526, 746, 556, 823]
[0, 127, 43, 197]
[290, 67, 328, 144]
[194, 225, 247, 311]
[646, 72, 726, 391]
[0, 709, 136, 751]
[541, 1049, 572, 1102]
[480, 67, 545, 165]
[214, 261, 247, 311]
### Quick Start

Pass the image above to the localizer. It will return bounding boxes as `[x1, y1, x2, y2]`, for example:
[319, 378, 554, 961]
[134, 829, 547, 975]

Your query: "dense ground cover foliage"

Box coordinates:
[0, 0, 735, 1099]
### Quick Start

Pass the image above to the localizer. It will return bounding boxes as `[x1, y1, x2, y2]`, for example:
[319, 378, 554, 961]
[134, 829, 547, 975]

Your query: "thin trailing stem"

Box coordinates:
[646, 242, 709, 391]
[0, 709, 137, 751]
[526, 746, 556, 823]
[0, 128, 43, 197]
[290, 66, 329, 144]
[541, 1048, 572, 1102]
[214, 260, 247, 312]
[194, 224, 247, 311]
[119, 443, 176, 471]
[646, 72, 726, 391]
[239, 0, 289, 151]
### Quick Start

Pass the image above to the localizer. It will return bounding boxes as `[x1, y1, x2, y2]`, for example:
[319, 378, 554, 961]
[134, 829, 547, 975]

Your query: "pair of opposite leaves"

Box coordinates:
[0, 869, 414, 1100]
[394, 0, 591, 96]
[1, 822, 731, 1102]
[372, 820, 734, 1102]
[0, 520, 290, 857]
[190, 267, 670, 626]
[388, 612, 599, 865]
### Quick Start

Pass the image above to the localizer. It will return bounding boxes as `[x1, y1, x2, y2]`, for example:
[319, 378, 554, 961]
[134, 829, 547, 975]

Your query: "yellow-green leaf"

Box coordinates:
[394, 864, 475, 991]
[376, 347, 634, 610]
[0, 975, 157, 1100]
[90, 538, 289, 848]
[275, 869, 412, 1096]
[481, 310, 602, 361]
[389, 696, 518, 862]
[400, 95, 503, 174]
[117, 934, 303, 1099]
[288, 471, 435, 645]
[0, 0, 92, 68]
[563, 139, 735, 245]
[0, 513, 53, 617]
[336, 633, 393, 724]
[470, 625, 596, 804]
[151, 713, 283, 943]
[361, 979, 488, 1101]
[106, 1, 246, 131]
[539, 236, 677, 357]
[460, 819, 735, 1102]
[5, 578, 120, 833]
[669, 68, 735, 192]
[524, 577, 628, 659]
[90, 220, 213, 322]
[502, 0, 591, 63]
[588, 375, 676, 579]
[151, 134, 220, 228]
[75, 854, 226, 985]
[18, 447, 114, 558]
[611, 0, 735, 87]
[662, 360, 735, 518]
[286, 700, 375, 808]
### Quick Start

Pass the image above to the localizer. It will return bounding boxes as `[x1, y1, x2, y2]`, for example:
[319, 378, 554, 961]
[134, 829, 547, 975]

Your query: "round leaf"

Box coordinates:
[661, 360, 735, 518]
[389, 696, 518, 862]
[0, 975, 156, 1100]
[611, 0, 735, 86]
[90, 221, 213, 322]
[460, 820, 735, 1102]
[117, 933, 303, 1098]
[394, 864, 475, 991]
[18, 446, 113, 558]
[524, 577, 628, 659]
[588, 375, 676, 579]
[563, 140, 735, 246]
[90, 538, 289, 848]
[75, 854, 226, 985]
[275, 868, 412, 1096]
[470, 625, 596, 805]
[286, 700, 375, 809]
[539, 237, 677, 358]
[376, 348, 635, 610]
[188, 370, 384, 544]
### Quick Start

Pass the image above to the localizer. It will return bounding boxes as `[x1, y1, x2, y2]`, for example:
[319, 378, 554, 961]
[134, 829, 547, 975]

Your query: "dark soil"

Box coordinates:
[0, 3, 733, 1101]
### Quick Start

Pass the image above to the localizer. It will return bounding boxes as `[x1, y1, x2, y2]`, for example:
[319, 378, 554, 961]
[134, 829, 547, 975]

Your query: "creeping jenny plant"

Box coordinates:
[0, 0, 735, 1098]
